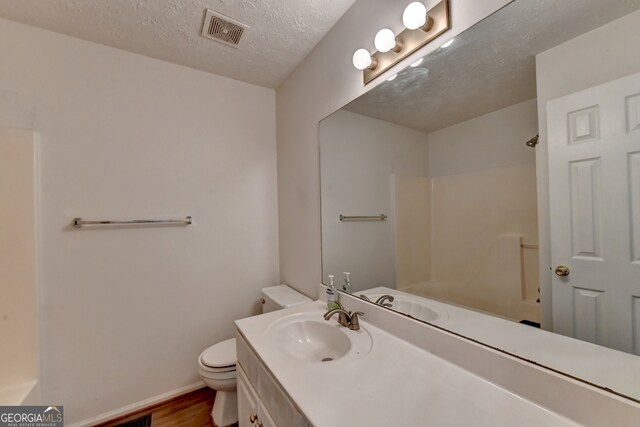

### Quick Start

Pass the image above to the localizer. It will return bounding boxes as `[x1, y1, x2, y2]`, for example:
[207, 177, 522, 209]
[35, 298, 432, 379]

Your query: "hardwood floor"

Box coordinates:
[95, 387, 217, 427]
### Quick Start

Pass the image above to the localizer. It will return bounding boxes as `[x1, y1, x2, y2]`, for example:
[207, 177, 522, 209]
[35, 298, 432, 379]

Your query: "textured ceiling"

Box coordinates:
[344, 0, 640, 133]
[0, 0, 355, 88]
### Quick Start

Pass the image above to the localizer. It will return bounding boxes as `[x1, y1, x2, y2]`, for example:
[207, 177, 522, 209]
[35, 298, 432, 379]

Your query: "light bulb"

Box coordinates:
[374, 28, 398, 53]
[386, 73, 398, 81]
[441, 38, 455, 48]
[403, 2, 427, 30]
[352, 49, 373, 70]
[410, 58, 424, 67]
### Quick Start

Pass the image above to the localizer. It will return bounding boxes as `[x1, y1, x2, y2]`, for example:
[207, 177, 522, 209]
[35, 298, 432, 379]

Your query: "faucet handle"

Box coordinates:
[348, 311, 364, 330]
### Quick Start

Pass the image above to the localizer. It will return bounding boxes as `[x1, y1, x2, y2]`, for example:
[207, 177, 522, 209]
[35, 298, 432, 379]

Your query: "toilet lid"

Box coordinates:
[201, 338, 237, 369]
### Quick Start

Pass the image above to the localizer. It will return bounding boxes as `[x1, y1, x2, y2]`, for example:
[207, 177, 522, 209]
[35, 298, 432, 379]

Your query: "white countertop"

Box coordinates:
[236, 301, 580, 427]
[362, 286, 640, 401]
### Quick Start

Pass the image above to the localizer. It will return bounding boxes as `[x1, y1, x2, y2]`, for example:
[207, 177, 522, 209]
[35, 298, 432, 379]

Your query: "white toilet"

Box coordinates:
[198, 285, 312, 426]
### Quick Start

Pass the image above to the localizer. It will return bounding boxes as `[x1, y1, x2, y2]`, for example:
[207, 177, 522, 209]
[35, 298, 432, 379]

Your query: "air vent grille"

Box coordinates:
[201, 9, 248, 48]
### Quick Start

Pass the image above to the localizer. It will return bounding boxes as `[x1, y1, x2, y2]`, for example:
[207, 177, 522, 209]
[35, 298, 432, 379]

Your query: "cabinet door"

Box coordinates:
[238, 366, 259, 427]
[256, 400, 277, 427]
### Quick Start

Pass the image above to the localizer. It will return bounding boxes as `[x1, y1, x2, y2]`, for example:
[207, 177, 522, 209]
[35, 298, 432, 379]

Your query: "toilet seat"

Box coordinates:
[199, 357, 236, 372]
[198, 366, 237, 380]
[200, 338, 237, 369]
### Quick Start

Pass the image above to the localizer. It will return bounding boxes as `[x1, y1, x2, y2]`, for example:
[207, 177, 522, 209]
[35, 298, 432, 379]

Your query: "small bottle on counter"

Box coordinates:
[342, 272, 352, 293]
[326, 274, 339, 309]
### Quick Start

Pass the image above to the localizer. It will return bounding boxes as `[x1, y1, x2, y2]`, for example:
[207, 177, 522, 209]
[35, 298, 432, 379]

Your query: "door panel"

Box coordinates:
[238, 366, 259, 427]
[572, 287, 604, 344]
[629, 152, 640, 263]
[569, 158, 602, 258]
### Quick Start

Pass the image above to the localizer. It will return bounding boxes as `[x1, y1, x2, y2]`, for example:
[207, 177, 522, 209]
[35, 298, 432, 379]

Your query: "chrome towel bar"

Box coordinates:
[72, 216, 192, 228]
[339, 214, 387, 222]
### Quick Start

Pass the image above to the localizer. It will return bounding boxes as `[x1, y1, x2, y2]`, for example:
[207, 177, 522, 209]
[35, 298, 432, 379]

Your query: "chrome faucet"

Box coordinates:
[324, 304, 364, 331]
[375, 295, 394, 307]
[358, 294, 394, 307]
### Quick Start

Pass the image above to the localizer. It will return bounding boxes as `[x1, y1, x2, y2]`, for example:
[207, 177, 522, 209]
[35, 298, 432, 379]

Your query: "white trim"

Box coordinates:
[68, 381, 206, 427]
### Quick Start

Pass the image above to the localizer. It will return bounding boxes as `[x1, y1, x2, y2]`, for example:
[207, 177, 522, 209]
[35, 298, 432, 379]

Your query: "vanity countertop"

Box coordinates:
[235, 300, 580, 427]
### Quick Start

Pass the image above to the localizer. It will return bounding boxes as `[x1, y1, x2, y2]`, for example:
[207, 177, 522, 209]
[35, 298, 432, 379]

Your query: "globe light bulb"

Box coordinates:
[374, 28, 397, 53]
[403, 2, 427, 30]
[386, 73, 398, 81]
[352, 49, 373, 70]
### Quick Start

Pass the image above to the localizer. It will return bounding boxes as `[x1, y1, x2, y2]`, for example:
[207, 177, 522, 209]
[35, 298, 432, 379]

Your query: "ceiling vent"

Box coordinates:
[201, 9, 248, 48]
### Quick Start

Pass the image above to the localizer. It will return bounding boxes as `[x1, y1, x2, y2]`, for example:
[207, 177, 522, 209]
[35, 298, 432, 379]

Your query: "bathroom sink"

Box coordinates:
[262, 313, 372, 363]
[364, 293, 449, 323]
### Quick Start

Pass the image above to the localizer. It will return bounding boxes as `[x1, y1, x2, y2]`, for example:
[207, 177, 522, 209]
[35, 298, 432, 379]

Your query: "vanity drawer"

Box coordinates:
[257, 362, 308, 427]
[236, 331, 260, 390]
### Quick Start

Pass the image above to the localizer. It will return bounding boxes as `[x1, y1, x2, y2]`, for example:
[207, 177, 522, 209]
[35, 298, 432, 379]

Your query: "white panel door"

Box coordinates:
[548, 72, 640, 354]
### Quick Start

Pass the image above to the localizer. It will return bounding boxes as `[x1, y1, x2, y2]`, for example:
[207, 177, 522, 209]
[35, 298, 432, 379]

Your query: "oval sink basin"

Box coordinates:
[278, 320, 351, 362]
[263, 313, 373, 363]
[365, 293, 449, 323]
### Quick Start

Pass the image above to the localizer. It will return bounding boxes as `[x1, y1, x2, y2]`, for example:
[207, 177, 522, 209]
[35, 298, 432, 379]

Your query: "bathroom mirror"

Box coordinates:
[320, 0, 640, 403]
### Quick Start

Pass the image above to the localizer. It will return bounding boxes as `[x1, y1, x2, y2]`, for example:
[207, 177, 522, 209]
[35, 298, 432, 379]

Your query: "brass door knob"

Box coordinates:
[555, 265, 570, 277]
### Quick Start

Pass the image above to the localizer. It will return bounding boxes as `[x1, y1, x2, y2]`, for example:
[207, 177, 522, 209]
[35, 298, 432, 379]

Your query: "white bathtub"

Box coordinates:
[0, 380, 40, 405]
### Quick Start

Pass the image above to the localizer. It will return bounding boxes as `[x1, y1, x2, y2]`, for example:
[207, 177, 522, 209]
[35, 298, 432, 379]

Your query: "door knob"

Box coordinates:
[250, 414, 257, 423]
[555, 265, 570, 277]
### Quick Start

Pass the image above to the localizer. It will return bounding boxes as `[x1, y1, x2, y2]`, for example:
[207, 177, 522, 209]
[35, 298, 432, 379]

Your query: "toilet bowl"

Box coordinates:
[198, 285, 312, 426]
[198, 338, 238, 426]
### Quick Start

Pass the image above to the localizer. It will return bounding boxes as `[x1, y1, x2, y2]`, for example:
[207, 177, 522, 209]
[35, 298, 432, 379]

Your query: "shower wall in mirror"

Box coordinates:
[319, 0, 640, 403]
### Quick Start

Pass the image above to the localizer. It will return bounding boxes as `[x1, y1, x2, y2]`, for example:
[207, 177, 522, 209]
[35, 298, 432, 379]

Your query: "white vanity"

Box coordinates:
[235, 296, 640, 426]
[236, 325, 310, 427]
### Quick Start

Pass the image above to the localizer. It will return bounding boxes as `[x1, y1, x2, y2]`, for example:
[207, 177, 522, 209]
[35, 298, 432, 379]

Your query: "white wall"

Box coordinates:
[427, 99, 538, 282]
[428, 99, 538, 177]
[319, 110, 428, 292]
[276, 0, 513, 298]
[0, 129, 38, 394]
[394, 175, 431, 289]
[535, 9, 640, 330]
[0, 18, 279, 424]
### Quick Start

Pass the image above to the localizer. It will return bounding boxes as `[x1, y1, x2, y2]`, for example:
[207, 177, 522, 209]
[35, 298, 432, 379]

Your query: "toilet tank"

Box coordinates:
[261, 285, 312, 313]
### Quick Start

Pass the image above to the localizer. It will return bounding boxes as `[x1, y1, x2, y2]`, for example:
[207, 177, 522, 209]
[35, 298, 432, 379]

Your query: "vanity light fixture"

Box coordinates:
[386, 73, 398, 81]
[352, 0, 450, 85]
[410, 58, 424, 67]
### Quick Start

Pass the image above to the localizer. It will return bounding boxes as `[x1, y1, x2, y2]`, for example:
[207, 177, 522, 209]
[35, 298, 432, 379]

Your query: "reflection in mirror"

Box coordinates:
[320, 0, 640, 402]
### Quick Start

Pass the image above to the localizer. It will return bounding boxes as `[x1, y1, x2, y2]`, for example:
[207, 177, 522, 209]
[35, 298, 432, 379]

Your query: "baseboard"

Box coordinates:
[68, 381, 206, 427]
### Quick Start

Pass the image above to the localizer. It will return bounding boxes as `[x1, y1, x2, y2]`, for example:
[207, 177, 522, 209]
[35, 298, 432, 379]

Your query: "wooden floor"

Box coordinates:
[96, 387, 217, 427]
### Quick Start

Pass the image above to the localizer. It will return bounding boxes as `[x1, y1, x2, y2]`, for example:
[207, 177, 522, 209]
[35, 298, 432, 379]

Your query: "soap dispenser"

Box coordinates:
[343, 272, 352, 293]
[326, 275, 339, 309]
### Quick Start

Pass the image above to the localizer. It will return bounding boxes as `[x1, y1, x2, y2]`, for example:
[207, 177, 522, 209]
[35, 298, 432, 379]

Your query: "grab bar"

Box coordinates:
[521, 244, 539, 249]
[339, 214, 387, 222]
[72, 216, 192, 228]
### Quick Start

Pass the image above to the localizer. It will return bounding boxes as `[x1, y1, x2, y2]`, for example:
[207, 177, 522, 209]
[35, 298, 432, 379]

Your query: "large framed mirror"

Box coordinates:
[320, 0, 640, 403]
